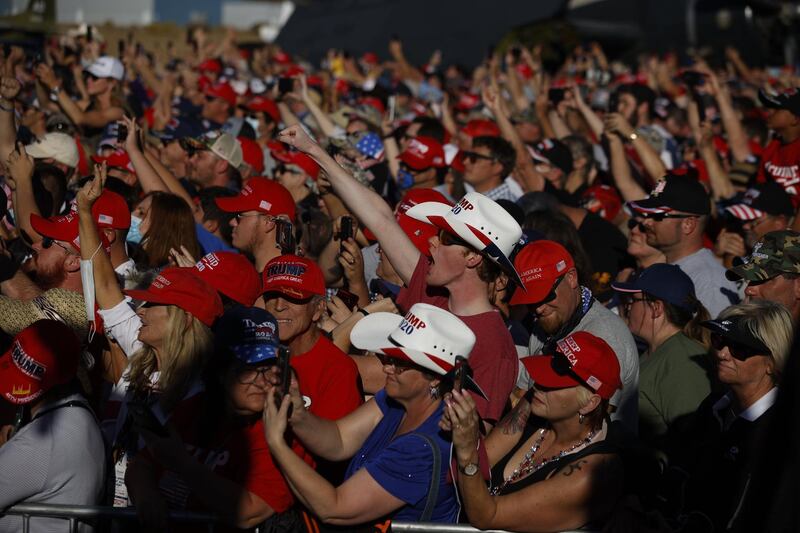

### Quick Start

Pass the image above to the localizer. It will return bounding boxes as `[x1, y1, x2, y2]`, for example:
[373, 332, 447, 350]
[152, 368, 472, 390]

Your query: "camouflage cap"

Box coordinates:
[726, 230, 800, 282]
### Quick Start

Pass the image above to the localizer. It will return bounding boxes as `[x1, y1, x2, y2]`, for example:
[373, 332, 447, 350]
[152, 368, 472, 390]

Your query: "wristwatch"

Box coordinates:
[460, 463, 479, 476]
[628, 131, 638, 141]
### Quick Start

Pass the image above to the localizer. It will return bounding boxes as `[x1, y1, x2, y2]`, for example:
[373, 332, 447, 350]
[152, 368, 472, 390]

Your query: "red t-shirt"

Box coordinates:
[152, 399, 294, 532]
[757, 137, 800, 204]
[396, 256, 518, 423]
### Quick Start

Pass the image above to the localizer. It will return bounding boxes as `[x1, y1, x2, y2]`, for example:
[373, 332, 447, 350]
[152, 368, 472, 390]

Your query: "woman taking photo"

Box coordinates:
[126, 306, 296, 531]
[36, 56, 126, 134]
[678, 301, 792, 532]
[263, 303, 478, 528]
[612, 263, 712, 451]
[77, 163, 223, 506]
[445, 331, 625, 533]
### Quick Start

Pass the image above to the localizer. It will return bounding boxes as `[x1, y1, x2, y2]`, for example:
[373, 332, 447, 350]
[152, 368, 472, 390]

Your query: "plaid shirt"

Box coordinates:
[482, 182, 519, 202]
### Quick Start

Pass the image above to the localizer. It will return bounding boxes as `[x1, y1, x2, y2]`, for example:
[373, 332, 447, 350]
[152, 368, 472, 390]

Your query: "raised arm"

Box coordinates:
[35, 63, 123, 129]
[605, 132, 647, 202]
[278, 124, 420, 285]
[689, 101, 735, 200]
[700, 64, 752, 163]
[289, 75, 339, 139]
[605, 112, 666, 180]
[0, 76, 21, 163]
[571, 84, 604, 139]
[6, 144, 42, 243]
[76, 163, 125, 309]
[263, 389, 403, 525]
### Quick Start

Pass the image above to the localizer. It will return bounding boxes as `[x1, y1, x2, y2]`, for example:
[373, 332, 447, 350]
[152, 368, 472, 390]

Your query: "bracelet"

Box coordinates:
[357, 307, 369, 316]
[0, 100, 12, 113]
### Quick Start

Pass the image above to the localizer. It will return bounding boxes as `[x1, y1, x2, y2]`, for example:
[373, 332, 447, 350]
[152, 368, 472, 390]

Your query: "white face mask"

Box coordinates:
[80, 243, 103, 342]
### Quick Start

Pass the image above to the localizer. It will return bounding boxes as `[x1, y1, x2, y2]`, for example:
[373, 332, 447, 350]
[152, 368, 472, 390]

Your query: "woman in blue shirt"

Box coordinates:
[263, 303, 478, 528]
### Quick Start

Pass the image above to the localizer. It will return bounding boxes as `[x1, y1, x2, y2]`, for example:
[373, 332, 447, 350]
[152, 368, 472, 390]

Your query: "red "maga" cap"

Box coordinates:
[398, 136, 445, 170]
[510, 240, 575, 306]
[262, 254, 325, 300]
[215, 177, 296, 221]
[192, 252, 261, 306]
[522, 331, 621, 400]
[273, 150, 320, 180]
[0, 320, 81, 404]
[125, 267, 223, 327]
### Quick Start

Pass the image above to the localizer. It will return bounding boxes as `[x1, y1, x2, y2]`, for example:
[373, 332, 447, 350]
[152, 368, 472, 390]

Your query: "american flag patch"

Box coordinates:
[97, 214, 113, 225]
[586, 375, 601, 390]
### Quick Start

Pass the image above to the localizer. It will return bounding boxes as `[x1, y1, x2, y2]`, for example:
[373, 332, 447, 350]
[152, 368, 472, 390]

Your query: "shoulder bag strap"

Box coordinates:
[412, 433, 441, 522]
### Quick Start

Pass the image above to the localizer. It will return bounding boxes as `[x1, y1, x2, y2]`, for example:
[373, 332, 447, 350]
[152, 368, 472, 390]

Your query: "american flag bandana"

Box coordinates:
[355, 132, 385, 160]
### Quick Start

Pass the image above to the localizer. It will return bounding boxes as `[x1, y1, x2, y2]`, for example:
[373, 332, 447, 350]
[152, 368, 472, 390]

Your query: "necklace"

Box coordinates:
[490, 427, 599, 496]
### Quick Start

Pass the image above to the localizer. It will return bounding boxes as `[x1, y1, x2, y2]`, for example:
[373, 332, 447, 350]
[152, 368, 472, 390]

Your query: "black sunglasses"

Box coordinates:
[531, 274, 566, 308]
[438, 229, 470, 248]
[84, 72, 99, 82]
[642, 212, 697, 222]
[462, 151, 495, 163]
[375, 353, 426, 374]
[627, 218, 646, 232]
[710, 333, 766, 361]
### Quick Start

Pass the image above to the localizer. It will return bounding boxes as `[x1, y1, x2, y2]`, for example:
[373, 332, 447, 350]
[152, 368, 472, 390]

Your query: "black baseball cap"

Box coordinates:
[628, 172, 710, 216]
[725, 181, 794, 220]
[759, 88, 800, 117]
[530, 138, 574, 176]
[701, 316, 771, 356]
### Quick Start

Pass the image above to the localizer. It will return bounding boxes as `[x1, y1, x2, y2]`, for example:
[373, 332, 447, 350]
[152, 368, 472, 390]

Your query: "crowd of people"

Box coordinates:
[0, 22, 798, 532]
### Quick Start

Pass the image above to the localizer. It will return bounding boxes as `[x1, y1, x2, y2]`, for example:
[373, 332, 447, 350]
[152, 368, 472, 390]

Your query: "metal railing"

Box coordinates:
[2, 503, 220, 533]
[1, 503, 594, 533]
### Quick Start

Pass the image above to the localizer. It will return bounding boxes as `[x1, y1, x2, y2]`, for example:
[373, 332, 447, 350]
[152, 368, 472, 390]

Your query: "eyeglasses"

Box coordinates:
[627, 219, 646, 232]
[235, 212, 265, 221]
[622, 295, 648, 312]
[710, 333, 766, 361]
[41, 238, 73, 255]
[462, 151, 495, 163]
[437, 229, 470, 248]
[84, 73, 99, 82]
[236, 364, 275, 385]
[275, 164, 303, 176]
[531, 274, 566, 308]
[640, 212, 697, 223]
[375, 353, 425, 374]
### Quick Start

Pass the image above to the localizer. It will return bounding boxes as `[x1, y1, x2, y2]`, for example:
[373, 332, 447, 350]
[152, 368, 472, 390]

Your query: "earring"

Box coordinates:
[429, 384, 440, 400]
[578, 413, 585, 424]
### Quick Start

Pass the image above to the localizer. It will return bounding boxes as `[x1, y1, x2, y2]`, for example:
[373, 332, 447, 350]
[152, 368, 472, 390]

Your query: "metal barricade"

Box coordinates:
[2, 503, 219, 533]
[391, 523, 593, 533]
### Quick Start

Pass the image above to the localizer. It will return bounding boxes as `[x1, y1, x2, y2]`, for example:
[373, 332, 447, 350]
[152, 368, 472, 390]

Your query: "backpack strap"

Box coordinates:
[412, 433, 441, 522]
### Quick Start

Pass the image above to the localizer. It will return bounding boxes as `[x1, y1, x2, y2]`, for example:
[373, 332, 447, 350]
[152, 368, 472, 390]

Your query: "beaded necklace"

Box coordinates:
[490, 427, 599, 496]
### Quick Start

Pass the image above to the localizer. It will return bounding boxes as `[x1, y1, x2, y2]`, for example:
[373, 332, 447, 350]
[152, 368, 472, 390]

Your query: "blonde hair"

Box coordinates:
[718, 301, 794, 381]
[127, 305, 214, 412]
[575, 386, 610, 430]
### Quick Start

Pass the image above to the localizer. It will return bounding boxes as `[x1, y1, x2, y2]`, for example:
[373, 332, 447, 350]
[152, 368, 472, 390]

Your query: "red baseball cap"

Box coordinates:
[273, 150, 320, 180]
[30, 190, 126, 251]
[273, 51, 292, 65]
[397, 188, 452, 255]
[91, 151, 135, 173]
[214, 177, 296, 221]
[454, 93, 481, 112]
[521, 331, 621, 400]
[198, 58, 222, 74]
[398, 136, 446, 170]
[262, 254, 325, 300]
[510, 240, 575, 305]
[125, 267, 224, 327]
[247, 96, 280, 123]
[205, 82, 237, 108]
[0, 320, 80, 405]
[462, 119, 501, 138]
[238, 137, 265, 175]
[580, 184, 622, 223]
[192, 251, 261, 306]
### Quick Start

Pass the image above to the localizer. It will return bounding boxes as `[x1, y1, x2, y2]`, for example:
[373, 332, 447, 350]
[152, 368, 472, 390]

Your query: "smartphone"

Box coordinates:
[117, 123, 128, 144]
[275, 219, 295, 254]
[339, 216, 353, 254]
[276, 346, 293, 417]
[278, 77, 294, 96]
[87, 25, 93, 43]
[117, 39, 125, 58]
[128, 403, 169, 438]
[337, 288, 359, 310]
[548, 88, 566, 105]
[453, 356, 467, 393]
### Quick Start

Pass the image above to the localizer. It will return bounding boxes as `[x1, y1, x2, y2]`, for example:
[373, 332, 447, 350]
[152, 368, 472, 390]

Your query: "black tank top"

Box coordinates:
[489, 420, 622, 495]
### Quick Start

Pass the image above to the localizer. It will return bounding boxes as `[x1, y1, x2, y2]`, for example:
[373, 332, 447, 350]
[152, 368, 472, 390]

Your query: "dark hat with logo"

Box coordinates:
[726, 230, 800, 281]
[628, 173, 710, 216]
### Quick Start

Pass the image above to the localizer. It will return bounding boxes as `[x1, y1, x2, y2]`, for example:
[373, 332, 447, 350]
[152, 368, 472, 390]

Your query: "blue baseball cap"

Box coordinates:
[153, 117, 203, 143]
[611, 263, 697, 313]
[213, 306, 281, 364]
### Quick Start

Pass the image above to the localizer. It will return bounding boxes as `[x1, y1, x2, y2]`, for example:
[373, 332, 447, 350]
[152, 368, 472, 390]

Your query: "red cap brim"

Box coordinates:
[522, 355, 582, 390]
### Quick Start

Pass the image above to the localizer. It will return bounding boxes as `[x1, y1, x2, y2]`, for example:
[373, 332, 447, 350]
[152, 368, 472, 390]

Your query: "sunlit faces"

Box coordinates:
[530, 383, 585, 422]
[712, 342, 773, 388]
[530, 269, 580, 336]
[263, 292, 322, 344]
[135, 303, 171, 349]
[744, 274, 800, 310]
[225, 362, 272, 415]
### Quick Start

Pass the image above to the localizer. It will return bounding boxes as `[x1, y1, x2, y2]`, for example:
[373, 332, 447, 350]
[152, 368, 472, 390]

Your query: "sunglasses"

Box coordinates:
[275, 164, 303, 175]
[710, 333, 766, 361]
[627, 219, 646, 232]
[236, 364, 276, 385]
[437, 229, 470, 248]
[462, 151, 495, 163]
[84, 73, 100, 82]
[531, 274, 566, 308]
[638, 212, 697, 223]
[375, 353, 425, 374]
[41, 238, 73, 254]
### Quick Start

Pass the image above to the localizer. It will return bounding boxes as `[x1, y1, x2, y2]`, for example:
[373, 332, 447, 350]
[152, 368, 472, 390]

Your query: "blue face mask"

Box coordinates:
[397, 168, 414, 190]
[127, 215, 144, 244]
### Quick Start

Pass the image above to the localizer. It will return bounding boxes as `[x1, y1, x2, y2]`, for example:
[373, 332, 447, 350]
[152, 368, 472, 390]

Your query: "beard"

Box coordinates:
[32, 264, 68, 290]
[536, 312, 564, 336]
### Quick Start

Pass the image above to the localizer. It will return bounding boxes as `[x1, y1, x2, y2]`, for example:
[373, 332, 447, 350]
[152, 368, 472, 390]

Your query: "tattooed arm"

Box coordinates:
[483, 395, 533, 466]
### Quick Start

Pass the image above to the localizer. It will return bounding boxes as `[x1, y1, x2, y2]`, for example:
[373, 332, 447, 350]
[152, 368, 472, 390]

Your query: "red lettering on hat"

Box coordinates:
[452, 198, 474, 215]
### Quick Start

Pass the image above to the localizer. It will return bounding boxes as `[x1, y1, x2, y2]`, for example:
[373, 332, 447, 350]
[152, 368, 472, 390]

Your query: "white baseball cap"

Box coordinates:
[85, 56, 125, 81]
[205, 131, 243, 169]
[351, 303, 476, 376]
[25, 133, 79, 167]
[406, 191, 524, 286]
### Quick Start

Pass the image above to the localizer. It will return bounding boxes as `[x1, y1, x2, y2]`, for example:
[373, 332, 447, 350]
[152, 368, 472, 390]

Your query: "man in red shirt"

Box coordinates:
[275, 123, 521, 428]
[260, 254, 363, 476]
[757, 88, 800, 202]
